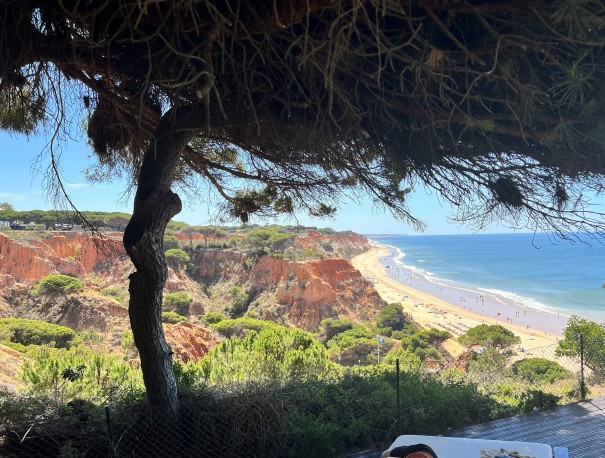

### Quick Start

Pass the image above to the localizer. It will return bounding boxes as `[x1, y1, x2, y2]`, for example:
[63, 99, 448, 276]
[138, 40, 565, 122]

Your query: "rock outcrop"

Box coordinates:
[247, 257, 384, 330]
[0, 232, 127, 285]
[0, 344, 23, 393]
[293, 229, 371, 259]
[164, 322, 220, 363]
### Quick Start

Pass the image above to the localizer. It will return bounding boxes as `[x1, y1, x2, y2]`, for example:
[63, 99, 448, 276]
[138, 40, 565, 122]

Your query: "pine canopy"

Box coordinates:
[3, 1, 605, 233]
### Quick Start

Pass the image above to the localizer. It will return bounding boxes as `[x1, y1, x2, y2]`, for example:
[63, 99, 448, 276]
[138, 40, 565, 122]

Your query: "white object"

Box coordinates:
[381, 435, 552, 458]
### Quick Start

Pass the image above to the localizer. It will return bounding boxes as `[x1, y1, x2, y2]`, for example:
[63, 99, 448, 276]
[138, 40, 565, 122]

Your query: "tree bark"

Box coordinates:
[123, 109, 195, 418]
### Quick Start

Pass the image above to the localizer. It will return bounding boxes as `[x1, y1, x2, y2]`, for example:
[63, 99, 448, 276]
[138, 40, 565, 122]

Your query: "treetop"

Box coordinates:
[3, 1, 605, 233]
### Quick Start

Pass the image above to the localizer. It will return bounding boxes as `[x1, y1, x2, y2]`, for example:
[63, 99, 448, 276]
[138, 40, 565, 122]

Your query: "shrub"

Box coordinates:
[164, 291, 192, 316]
[319, 318, 353, 342]
[0, 318, 76, 348]
[100, 285, 127, 303]
[459, 324, 521, 349]
[228, 285, 250, 317]
[382, 348, 423, 371]
[557, 315, 605, 372]
[121, 330, 138, 357]
[376, 303, 406, 331]
[200, 311, 228, 325]
[161, 311, 188, 324]
[512, 357, 570, 384]
[165, 249, 190, 268]
[19, 346, 143, 401]
[399, 328, 451, 361]
[211, 317, 279, 338]
[468, 346, 508, 376]
[197, 327, 335, 384]
[518, 390, 560, 413]
[35, 274, 83, 295]
[75, 331, 103, 344]
[327, 326, 394, 365]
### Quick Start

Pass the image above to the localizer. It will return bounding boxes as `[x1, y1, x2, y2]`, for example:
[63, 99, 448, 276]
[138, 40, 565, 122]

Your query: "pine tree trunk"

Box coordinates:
[123, 109, 194, 418]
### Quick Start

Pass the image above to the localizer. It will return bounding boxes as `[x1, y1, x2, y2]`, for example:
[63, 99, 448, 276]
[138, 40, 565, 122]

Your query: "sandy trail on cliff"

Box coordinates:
[351, 245, 561, 358]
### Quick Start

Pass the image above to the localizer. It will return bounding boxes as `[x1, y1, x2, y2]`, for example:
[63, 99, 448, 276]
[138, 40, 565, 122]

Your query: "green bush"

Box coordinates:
[319, 318, 353, 342]
[161, 311, 188, 324]
[164, 291, 192, 316]
[468, 346, 508, 376]
[511, 357, 570, 384]
[0, 318, 76, 348]
[228, 285, 250, 317]
[120, 330, 138, 358]
[376, 303, 406, 331]
[557, 315, 605, 372]
[35, 274, 83, 295]
[327, 326, 394, 365]
[399, 328, 451, 361]
[197, 326, 335, 385]
[211, 317, 280, 338]
[19, 346, 143, 401]
[165, 249, 190, 268]
[459, 324, 521, 349]
[200, 311, 228, 325]
[382, 348, 423, 371]
[518, 390, 561, 413]
[100, 285, 127, 303]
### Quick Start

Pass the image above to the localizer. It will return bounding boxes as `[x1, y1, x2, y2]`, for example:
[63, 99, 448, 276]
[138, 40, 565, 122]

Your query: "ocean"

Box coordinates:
[369, 233, 605, 332]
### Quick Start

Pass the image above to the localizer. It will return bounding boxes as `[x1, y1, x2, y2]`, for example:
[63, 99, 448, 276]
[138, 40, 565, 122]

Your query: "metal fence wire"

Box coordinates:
[1, 333, 604, 457]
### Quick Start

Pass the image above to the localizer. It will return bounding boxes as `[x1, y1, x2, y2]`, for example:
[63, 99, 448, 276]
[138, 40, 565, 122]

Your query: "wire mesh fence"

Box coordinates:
[0, 379, 399, 458]
[1, 333, 604, 457]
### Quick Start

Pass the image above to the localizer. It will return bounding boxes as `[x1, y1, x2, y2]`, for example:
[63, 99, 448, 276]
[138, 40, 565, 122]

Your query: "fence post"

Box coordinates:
[105, 405, 117, 458]
[580, 333, 586, 401]
[396, 358, 401, 432]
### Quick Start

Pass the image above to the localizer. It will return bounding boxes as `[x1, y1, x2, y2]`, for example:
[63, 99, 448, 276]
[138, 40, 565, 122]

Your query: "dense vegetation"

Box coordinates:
[34, 274, 84, 295]
[161, 312, 188, 325]
[557, 315, 605, 375]
[0, 318, 76, 349]
[0, 209, 132, 231]
[458, 324, 521, 349]
[163, 292, 193, 316]
[0, 312, 596, 456]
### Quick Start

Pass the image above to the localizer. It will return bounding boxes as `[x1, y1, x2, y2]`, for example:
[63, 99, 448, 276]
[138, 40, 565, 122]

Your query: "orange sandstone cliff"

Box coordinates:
[0, 228, 382, 389]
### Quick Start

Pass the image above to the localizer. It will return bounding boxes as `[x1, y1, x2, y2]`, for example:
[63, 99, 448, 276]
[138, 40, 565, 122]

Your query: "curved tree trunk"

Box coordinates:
[123, 110, 195, 418]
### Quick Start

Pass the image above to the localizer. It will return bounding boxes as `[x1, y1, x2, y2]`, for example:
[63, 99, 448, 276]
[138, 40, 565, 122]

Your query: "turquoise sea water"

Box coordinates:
[369, 233, 605, 330]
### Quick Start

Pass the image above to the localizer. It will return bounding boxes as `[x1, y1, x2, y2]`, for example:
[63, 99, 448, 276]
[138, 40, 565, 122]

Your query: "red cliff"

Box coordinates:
[164, 321, 219, 363]
[247, 256, 384, 330]
[0, 233, 126, 285]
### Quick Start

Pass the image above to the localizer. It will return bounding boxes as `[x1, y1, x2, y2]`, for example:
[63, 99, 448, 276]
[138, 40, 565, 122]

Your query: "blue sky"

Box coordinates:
[0, 129, 513, 235]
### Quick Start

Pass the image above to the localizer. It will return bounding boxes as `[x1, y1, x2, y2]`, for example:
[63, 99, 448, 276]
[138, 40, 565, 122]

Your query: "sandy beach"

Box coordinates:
[352, 245, 563, 358]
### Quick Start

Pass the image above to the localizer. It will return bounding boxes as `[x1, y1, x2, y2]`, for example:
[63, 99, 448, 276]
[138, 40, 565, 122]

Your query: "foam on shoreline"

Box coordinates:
[379, 244, 568, 335]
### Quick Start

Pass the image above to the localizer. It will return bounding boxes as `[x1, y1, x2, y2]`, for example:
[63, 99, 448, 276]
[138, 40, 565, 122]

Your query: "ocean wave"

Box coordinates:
[384, 243, 565, 317]
[478, 287, 562, 315]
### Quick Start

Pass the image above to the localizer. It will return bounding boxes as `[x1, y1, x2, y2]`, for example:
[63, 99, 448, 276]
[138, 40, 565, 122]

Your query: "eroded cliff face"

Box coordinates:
[0, 229, 380, 389]
[247, 257, 384, 331]
[164, 322, 220, 363]
[0, 232, 127, 285]
[293, 229, 371, 259]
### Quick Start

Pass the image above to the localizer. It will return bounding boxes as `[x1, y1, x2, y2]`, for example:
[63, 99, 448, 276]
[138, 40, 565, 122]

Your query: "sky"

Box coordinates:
[0, 129, 549, 235]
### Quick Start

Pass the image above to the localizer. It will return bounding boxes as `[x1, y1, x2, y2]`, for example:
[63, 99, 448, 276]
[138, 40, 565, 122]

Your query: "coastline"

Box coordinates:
[351, 244, 563, 357]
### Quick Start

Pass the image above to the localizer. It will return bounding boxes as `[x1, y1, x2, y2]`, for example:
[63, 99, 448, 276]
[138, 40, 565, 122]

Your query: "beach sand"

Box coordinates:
[351, 245, 562, 358]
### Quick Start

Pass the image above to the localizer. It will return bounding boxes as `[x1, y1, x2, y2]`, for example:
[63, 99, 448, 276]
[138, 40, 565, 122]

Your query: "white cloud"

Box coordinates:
[0, 192, 27, 202]
[65, 182, 89, 189]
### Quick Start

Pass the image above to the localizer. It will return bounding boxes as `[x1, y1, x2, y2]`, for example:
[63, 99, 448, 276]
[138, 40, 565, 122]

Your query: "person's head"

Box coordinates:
[386, 443, 438, 458]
